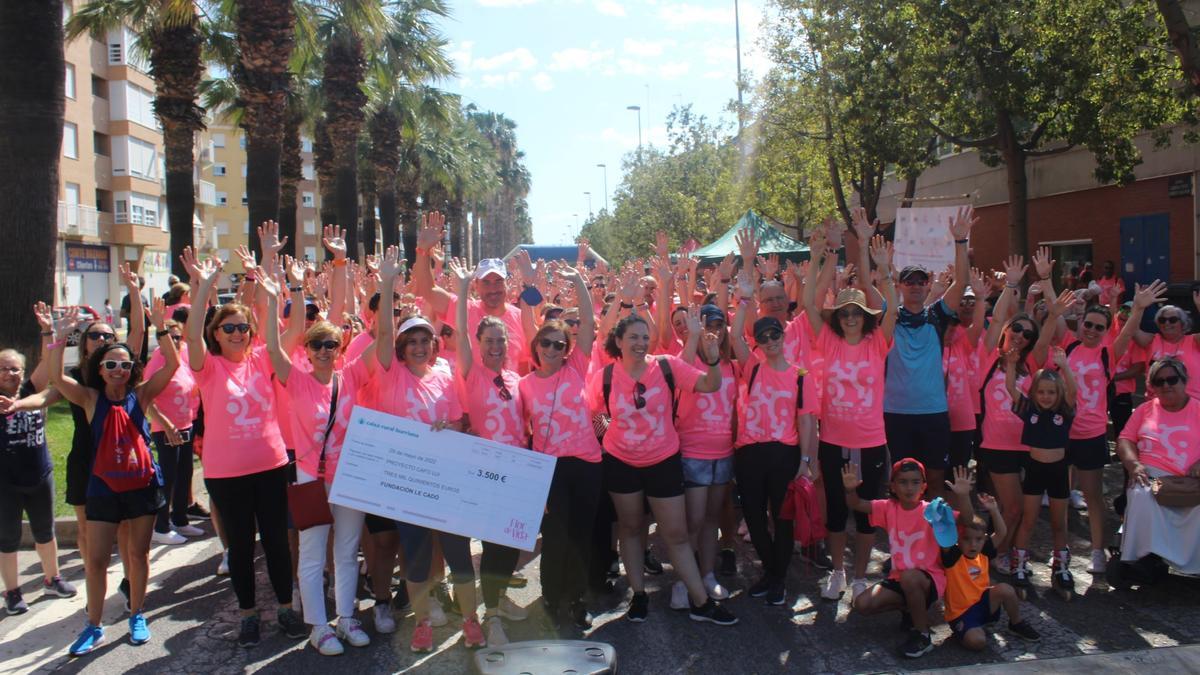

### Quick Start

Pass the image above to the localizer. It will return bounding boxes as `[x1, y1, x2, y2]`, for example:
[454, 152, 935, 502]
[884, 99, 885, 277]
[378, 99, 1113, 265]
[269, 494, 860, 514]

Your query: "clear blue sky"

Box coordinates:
[438, 0, 771, 244]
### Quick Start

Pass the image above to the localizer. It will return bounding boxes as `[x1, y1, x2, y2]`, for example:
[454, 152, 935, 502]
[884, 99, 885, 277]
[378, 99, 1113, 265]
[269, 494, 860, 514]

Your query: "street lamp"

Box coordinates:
[596, 163, 608, 213]
[573, 213, 579, 231]
[584, 191, 592, 217]
[626, 105, 642, 154]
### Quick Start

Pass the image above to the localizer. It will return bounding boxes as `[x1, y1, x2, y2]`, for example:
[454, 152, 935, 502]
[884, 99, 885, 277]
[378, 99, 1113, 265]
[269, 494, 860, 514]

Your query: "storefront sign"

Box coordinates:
[64, 244, 111, 273]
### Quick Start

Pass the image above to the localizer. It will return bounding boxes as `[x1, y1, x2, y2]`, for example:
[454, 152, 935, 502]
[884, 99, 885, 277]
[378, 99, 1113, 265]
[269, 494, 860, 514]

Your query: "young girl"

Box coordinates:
[1004, 346, 1078, 599]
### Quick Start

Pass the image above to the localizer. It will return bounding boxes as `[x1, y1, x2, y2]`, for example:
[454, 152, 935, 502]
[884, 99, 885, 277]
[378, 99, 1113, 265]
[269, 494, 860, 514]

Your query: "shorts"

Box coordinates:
[285, 449, 298, 484]
[365, 513, 398, 535]
[949, 589, 1001, 637]
[84, 484, 166, 524]
[0, 474, 55, 553]
[603, 453, 685, 499]
[1066, 435, 1109, 471]
[395, 523, 474, 584]
[818, 443, 888, 535]
[884, 412, 951, 470]
[65, 444, 91, 506]
[681, 456, 734, 487]
[879, 569, 938, 610]
[948, 430, 975, 471]
[976, 448, 1028, 475]
[1022, 458, 1069, 499]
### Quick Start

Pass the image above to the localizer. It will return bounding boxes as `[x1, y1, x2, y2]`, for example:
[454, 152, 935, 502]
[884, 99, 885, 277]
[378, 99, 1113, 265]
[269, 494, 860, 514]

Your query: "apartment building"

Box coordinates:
[201, 123, 325, 279]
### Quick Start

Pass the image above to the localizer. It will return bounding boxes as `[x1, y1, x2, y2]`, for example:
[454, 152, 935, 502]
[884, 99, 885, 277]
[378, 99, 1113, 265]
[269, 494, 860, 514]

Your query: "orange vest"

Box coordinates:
[944, 551, 990, 621]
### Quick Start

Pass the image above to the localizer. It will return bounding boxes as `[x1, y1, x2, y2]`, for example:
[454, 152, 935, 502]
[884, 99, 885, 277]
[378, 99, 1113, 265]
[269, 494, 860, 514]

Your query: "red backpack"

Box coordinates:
[781, 476, 826, 547]
[92, 404, 155, 493]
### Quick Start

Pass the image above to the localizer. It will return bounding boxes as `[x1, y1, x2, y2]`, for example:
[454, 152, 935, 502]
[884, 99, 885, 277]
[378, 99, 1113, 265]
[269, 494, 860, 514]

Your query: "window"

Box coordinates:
[108, 42, 122, 65]
[302, 163, 314, 180]
[301, 137, 313, 153]
[212, 133, 225, 148]
[240, 164, 247, 178]
[216, 221, 229, 235]
[65, 64, 75, 99]
[303, 219, 316, 235]
[115, 82, 157, 128]
[115, 199, 128, 223]
[109, 26, 148, 72]
[239, 136, 246, 149]
[213, 163, 227, 177]
[91, 76, 106, 98]
[215, 192, 227, 206]
[304, 247, 317, 262]
[63, 123, 78, 159]
[125, 138, 158, 179]
[93, 132, 110, 156]
[64, 183, 80, 226]
[241, 193, 248, 206]
[302, 192, 314, 208]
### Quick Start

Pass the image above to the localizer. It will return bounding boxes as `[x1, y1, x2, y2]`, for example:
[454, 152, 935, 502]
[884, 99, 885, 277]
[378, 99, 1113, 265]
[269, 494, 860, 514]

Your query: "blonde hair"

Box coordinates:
[304, 320, 342, 346]
[1030, 367, 1071, 413]
[0, 348, 26, 369]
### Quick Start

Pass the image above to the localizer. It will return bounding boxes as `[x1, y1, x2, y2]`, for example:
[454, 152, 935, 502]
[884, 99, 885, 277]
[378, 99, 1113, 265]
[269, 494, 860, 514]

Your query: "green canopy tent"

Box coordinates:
[689, 210, 809, 265]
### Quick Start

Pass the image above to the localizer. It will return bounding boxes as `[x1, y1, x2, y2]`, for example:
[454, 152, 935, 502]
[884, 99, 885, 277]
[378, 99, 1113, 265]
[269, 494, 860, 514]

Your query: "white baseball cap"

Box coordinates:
[474, 258, 508, 280]
[398, 316, 435, 334]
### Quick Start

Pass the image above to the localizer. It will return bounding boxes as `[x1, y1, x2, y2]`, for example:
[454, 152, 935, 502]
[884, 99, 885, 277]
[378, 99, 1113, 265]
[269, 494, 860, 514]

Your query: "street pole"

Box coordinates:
[627, 105, 642, 158]
[584, 191, 592, 217]
[734, 0, 744, 139]
[596, 163, 608, 213]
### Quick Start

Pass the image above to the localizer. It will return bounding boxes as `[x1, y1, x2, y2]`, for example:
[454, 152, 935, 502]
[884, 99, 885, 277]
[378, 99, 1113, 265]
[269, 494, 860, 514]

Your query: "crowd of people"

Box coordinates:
[1, 208, 1198, 662]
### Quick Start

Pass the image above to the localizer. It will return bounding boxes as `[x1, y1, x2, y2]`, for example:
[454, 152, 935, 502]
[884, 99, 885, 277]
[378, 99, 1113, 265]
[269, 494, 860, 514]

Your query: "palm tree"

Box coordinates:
[277, 96, 303, 256]
[68, 0, 206, 278]
[0, 2, 64, 361]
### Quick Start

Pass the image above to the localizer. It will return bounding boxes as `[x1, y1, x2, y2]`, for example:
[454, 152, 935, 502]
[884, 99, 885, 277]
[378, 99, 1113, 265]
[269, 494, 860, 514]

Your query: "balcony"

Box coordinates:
[58, 202, 101, 238]
[197, 179, 216, 206]
[111, 220, 169, 248]
[195, 224, 219, 252]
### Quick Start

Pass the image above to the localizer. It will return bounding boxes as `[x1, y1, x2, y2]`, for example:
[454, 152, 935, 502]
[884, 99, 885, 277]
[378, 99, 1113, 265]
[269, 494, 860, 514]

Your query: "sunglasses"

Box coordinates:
[900, 278, 929, 287]
[392, 308, 405, 317]
[492, 374, 513, 401]
[634, 382, 647, 409]
[101, 360, 133, 371]
[1151, 375, 1182, 388]
[307, 339, 341, 351]
[1008, 324, 1036, 341]
[219, 323, 251, 334]
[838, 307, 865, 319]
[342, 324, 354, 332]
[756, 329, 784, 344]
[1157, 315, 1181, 325]
[1081, 320, 1108, 332]
[87, 331, 116, 342]
[565, 319, 581, 327]
[169, 334, 183, 343]
[538, 338, 567, 351]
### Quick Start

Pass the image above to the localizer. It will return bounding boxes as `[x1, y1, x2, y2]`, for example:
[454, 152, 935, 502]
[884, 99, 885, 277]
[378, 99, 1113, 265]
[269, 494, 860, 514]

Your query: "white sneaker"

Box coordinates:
[310, 625, 344, 656]
[151, 530, 187, 545]
[336, 617, 370, 647]
[850, 578, 868, 603]
[485, 615, 508, 647]
[216, 550, 230, 576]
[498, 596, 528, 621]
[373, 604, 396, 634]
[1088, 549, 1107, 574]
[175, 524, 205, 537]
[703, 573, 730, 600]
[821, 570, 846, 600]
[1070, 490, 1087, 510]
[669, 580, 689, 610]
[428, 600, 448, 627]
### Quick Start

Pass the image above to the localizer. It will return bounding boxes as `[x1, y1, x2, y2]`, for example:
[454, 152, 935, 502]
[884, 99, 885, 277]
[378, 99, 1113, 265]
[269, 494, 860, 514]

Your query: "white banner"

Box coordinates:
[893, 206, 965, 273]
[328, 407, 556, 551]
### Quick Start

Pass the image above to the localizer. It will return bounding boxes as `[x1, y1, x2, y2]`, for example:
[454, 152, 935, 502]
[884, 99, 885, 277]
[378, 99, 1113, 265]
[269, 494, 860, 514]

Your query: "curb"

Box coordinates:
[20, 517, 80, 549]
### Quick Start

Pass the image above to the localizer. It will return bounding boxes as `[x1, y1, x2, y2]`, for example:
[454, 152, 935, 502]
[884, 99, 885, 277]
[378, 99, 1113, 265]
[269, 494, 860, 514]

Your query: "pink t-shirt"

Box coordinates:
[677, 357, 737, 459]
[344, 330, 374, 363]
[735, 361, 812, 448]
[372, 362, 463, 424]
[1064, 340, 1112, 439]
[519, 347, 602, 463]
[144, 344, 198, 432]
[1119, 397, 1200, 476]
[655, 334, 683, 356]
[1148, 335, 1200, 399]
[193, 347, 287, 479]
[443, 296, 527, 372]
[1115, 341, 1145, 396]
[284, 358, 370, 484]
[944, 326, 979, 432]
[1097, 277, 1124, 307]
[816, 325, 890, 448]
[589, 354, 704, 467]
[978, 346, 1032, 452]
[754, 315, 822, 411]
[869, 498, 947, 597]
[460, 361, 527, 447]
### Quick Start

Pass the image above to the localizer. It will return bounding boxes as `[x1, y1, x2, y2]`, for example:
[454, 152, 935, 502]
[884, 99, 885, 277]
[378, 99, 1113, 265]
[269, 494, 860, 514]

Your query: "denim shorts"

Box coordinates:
[681, 456, 734, 488]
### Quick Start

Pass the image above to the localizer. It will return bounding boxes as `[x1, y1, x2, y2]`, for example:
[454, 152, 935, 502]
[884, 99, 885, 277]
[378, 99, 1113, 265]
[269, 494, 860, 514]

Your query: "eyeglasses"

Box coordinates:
[0, 366, 22, 375]
[900, 279, 929, 287]
[100, 360, 133, 371]
[634, 382, 647, 409]
[169, 334, 183, 343]
[1151, 375, 1182, 388]
[392, 308, 405, 317]
[219, 323, 251, 334]
[756, 329, 784, 344]
[492, 374, 513, 401]
[87, 331, 116, 342]
[538, 338, 567, 351]
[307, 339, 341, 351]
[1082, 320, 1108, 332]
[1008, 324, 1036, 341]
[1157, 315, 1181, 325]
[565, 319, 581, 327]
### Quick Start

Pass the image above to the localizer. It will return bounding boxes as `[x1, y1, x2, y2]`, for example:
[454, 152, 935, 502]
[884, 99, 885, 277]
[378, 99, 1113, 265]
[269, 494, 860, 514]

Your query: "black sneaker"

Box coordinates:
[1009, 620, 1041, 642]
[5, 588, 28, 615]
[718, 548, 737, 577]
[118, 578, 131, 612]
[643, 549, 664, 575]
[238, 615, 261, 647]
[187, 502, 212, 518]
[689, 599, 738, 626]
[434, 581, 459, 614]
[626, 592, 649, 623]
[392, 583, 411, 612]
[748, 576, 773, 598]
[568, 600, 592, 629]
[797, 543, 834, 570]
[901, 630, 933, 658]
[277, 608, 306, 639]
[44, 575, 78, 598]
[764, 581, 787, 606]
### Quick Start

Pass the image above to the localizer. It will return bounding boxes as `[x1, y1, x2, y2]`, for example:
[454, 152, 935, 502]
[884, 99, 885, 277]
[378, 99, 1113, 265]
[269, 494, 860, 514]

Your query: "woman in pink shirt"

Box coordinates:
[181, 247, 303, 647]
[1128, 289, 1200, 399]
[591, 314, 737, 626]
[518, 265, 604, 632]
[802, 229, 897, 602]
[1113, 357, 1200, 583]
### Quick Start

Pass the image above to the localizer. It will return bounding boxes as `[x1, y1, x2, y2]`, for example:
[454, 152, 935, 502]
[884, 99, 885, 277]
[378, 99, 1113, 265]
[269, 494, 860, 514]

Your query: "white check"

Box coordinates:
[328, 407, 556, 551]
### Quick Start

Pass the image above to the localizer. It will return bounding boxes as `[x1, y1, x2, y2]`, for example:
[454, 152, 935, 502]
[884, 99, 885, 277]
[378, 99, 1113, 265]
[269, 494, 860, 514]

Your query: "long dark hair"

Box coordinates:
[829, 306, 878, 339]
[604, 315, 649, 359]
[85, 343, 144, 392]
[1000, 312, 1039, 376]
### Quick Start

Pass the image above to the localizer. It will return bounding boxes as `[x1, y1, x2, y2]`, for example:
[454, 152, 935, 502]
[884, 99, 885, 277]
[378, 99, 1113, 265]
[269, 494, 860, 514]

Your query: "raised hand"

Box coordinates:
[869, 234, 893, 273]
[736, 268, 755, 299]
[149, 297, 167, 330]
[850, 206, 876, 242]
[515, 249, 536, 281]
[700, 331, 720, 361]
[258, 220, 287, 257]
[944, 465, 974, 496]
[416, 212, 445, 251]
[1002, 346, 1021, 367]
[33, 301, 54, 334]
[842, 464, 863, 490]
[837, 263, 857, 290]
[654, 231, 671, 261]
[756, 254, 779, 281]
[969, 267, 988, 297]
[977, 492, 998, 512]
[617, 270, 640, 302]
[557, 264, 584, 284]
[447, 257, 471, 292]
[1001, 255, 1027, 286]
[234, 245, 258, 274]
[180, 246, 203, 282]
[1132, 280, 1168, 310]
[735, 227, 758, 263]
[119, 262, 139, 289]
[948, 206, 977, 241]
[1031, 246, 1055, 281]
[1051, 346, 1069, 370]
[379, 245, 403, 278]
[1048, 288, 1075, 317]
[807, 225, 828, 258]
[717, 252, 735, 282]
[685, 305, 702, 336]
[257, 271, 281, 299]
[321, 224, 347, 259]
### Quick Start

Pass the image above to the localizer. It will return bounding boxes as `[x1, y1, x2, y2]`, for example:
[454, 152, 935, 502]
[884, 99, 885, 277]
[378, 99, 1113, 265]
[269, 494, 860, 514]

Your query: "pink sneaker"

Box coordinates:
[410, 619, 434, 653]
[462, 615, 486, 648]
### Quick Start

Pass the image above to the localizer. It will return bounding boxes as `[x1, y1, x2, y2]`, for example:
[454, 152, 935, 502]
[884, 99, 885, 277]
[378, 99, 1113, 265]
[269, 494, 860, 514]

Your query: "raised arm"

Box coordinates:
[1114, 281, 1167, 359]
[802, 229, 829, 336]
[654, 255, 674, 350]
[849, 210, 880, 308]
[680, 305, 702, 364]
[1050, 346, 1077, 407]
[375, 246, 402, 372]
[965, 268, 989, 346]
[870, 235, 898, 341]
[1031, 246, 1057, 305]
[28, 302, 56, 391]
[322, 225, 348, 325]
[979, 493, 1006, 545]
[564, 265, 595, 356]
[448, 258, 474, 377]
[714, 253, 734, 313]
[137, 298, 179, 403]
[945, 465, 975, 525]
[120, 263, 146, 357]
[985, 255, 1026, 353]
[1031, 289, 1074, 367]
[46, 316, 95, 414]
[258, 274, 292, 384]
[279, 257, 308, 354]
[841, 464, 873, 514]
[941, 206, 976, 310]
[412, 212, 453, 319]
[731, 269, 755, 363]
[180, 247, 221, 373]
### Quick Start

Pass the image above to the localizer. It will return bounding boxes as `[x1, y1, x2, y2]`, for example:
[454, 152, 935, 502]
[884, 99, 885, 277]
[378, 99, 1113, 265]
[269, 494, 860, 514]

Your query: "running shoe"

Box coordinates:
[187, 502, 211, 518]
[44, 575, 78, 598]
[428, 599, 448, 627]
[128, 612, 151, 645]
[238, 615, 261, 647]
[850, 578, 868, 603]
[1089, 549, 1108, 574]
[626, 591, 649, 623]
[669, 581, 689, 610]
[643, 549, 664, 575]
[216, 550, 230, 576]
[5, 589, 28, 615]
[373, 604, 396, 634]
[462, 615, 486, 648]
[748, 576, 773, 598]
[410, 619, 434, 653]
[310, 625, 344, 656]
[764, 581, 787, 606]
[336, 617, 370, 647]
[69, 623, 105, 656]
[277, 608, 306, 639]
[689, 599, 738, 626]
[485, 614, 508, 647]
[1009, 620, 1041, 641]
[176, 524, 205, 537]
[703, 573, 730, 600]
[821, 570, 846, 600]
[901, 630, 933, 658]
[1070, 489, 1087, 510]
[151, 530, 187, 545]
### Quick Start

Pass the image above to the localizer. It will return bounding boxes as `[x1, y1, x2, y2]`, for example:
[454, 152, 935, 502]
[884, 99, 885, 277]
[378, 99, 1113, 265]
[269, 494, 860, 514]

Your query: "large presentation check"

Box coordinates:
[328, 407, 557, 551]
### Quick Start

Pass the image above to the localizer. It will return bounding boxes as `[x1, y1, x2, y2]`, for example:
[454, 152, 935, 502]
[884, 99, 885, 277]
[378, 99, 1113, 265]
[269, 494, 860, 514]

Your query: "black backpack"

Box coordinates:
[746, 363, 806, 411]
[602, 356, 677, 419]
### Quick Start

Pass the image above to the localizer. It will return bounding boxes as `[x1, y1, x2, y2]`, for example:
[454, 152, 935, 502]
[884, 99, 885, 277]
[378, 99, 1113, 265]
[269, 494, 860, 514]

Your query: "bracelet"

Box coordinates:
[954, 238, 968, 244]
[1005, 282, 1019, 289]
[156, 329, 170, 337]
[620, 302, 634, 309]
[289, 285, 303, 292]
[415, 246, 428, 256]
[46, 340, 64, 350]
[332, 259, 347, 268]
[801, 456, 812, 464]
[40, 331, 53, 336]
[719, 278, 731, 283]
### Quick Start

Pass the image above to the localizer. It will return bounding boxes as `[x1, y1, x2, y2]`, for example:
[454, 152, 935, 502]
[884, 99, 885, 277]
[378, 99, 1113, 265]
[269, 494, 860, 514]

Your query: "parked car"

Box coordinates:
[51, 305, 101, 346]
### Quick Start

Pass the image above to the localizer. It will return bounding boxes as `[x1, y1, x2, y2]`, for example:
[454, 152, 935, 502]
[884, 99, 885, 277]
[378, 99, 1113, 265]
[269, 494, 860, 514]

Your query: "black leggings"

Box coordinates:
[819, 442, 888, 534]
[0, 474, 55, 553]
[205, 465, 293, 610]
[1110, 393, 1134, 438]
[480, 542, 521, 610]
[735, 442, 800, 581]
[541, 457, 603, 608]
[152, 431, 194, 534]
